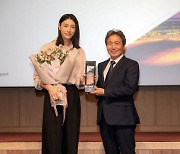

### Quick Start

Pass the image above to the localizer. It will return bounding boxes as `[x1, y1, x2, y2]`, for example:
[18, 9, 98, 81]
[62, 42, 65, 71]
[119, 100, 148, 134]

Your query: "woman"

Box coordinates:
[33, 14, 86, 154]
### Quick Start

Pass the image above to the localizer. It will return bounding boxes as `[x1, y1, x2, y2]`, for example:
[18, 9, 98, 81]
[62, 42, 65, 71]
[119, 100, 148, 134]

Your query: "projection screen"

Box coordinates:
[0, 0, 179, 87]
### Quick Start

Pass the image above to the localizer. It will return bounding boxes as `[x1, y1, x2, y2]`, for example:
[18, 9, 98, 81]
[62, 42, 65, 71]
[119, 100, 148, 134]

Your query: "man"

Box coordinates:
[91, 29, 140, 154]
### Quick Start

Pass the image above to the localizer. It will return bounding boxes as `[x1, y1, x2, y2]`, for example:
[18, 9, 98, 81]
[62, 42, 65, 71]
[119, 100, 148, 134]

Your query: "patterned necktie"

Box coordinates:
[105, 61, 116, 82]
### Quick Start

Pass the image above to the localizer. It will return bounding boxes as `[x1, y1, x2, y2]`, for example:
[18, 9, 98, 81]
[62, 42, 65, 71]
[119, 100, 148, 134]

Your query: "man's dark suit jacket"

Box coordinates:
[96, 56, 140, 125]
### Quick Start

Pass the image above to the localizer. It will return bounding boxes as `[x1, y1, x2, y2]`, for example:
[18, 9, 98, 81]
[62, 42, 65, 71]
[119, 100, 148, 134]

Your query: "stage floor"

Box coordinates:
[0, 132, 180, 142]
[0, 132, 180, 154]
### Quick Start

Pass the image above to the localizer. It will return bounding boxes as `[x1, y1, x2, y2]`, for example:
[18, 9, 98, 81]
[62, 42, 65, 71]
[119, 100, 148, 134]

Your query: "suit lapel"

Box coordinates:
[104, 56, 126, 86]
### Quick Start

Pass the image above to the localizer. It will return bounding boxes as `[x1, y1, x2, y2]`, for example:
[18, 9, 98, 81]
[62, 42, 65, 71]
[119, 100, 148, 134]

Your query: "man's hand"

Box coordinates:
[91, 86, 104, 96]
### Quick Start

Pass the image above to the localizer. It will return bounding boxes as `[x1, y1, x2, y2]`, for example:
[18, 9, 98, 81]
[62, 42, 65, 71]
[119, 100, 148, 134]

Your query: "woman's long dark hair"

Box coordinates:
[56, 14, 80, 49]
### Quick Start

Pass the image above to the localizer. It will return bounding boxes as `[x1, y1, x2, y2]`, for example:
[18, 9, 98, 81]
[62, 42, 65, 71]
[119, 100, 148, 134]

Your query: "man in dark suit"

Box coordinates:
[91, 29, 140, 154]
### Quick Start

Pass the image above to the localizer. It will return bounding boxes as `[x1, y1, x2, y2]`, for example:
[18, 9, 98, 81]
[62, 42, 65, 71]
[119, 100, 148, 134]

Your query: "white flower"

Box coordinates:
[47, 50, 51, 55]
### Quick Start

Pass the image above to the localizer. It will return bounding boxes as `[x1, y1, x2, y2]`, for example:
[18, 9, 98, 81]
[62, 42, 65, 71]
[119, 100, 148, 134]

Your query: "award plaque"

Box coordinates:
[84, 61, 96, 92]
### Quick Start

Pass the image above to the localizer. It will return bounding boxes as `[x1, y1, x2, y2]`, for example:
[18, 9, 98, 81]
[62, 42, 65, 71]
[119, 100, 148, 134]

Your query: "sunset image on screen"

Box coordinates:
[127, 12, 180, 66]
[126, 12, 180, 85]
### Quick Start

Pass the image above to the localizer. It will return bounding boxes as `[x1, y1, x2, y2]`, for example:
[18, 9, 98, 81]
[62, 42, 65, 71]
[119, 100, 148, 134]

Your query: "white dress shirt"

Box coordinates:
[103, 54, 124, 81]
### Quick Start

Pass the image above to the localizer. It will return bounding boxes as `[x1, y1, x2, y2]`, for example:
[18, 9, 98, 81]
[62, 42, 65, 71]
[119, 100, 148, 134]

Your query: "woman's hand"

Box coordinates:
[45, 84, 59, 101]
[80, 75, 86, 86]
[80, 74, 97, 86]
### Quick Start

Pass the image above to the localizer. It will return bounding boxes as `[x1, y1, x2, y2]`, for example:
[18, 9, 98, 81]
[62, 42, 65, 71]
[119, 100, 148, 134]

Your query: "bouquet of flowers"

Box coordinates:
[36, 48, 68, 66]
[29, 47, 69, 121]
